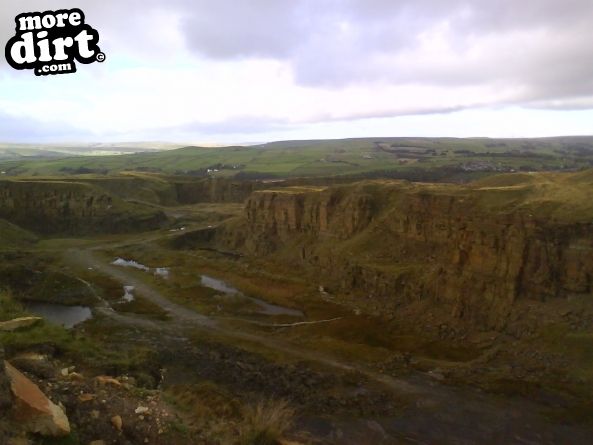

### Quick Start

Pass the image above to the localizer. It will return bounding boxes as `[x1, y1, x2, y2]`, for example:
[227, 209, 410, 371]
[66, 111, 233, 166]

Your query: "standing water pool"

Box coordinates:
[25, 302, 92, 329]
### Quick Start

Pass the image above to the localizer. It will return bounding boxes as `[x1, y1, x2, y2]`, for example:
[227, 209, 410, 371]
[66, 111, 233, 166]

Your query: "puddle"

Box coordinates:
[154, 268, 170, 279]
[200, 275, 241, 295]
[200, 275, 303, 317]
[112, 258, 170, 279]
[25, 302, 92, 329]
[122, 286, 135, 303]
[112, 258, 149, 271]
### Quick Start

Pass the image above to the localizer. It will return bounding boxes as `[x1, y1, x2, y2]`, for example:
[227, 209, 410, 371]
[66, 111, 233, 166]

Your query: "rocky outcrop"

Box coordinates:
[4, 361, 71, 437]
[217, 177, 593, 329]
[0, 179, 166, 235]
[0, 317, 42, 332]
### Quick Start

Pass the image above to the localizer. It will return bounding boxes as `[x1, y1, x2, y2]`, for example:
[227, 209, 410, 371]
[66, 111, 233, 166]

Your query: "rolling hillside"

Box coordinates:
[1, 136, 593, 180]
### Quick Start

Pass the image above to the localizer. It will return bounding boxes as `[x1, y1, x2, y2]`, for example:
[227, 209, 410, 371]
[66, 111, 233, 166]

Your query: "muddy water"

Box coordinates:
[200, 275, 304, 317]
[25, 302, 92, 328]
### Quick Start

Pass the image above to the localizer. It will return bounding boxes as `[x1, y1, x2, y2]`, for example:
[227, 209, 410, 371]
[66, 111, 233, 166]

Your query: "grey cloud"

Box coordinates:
[2, 0, 593, 125]
[173, 115, 292, 135]
[0, 0, 178, 69]
[0, 111, 89, 142]
[173, 0, 593, 110]
[180, 0, 303, 59]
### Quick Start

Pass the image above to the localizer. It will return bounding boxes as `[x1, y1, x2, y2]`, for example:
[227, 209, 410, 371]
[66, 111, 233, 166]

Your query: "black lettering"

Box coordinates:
[6, 8, 103, 76]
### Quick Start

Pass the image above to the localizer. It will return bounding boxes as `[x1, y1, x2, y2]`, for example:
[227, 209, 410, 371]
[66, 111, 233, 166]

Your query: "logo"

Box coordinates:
[5, 8, 105, 76]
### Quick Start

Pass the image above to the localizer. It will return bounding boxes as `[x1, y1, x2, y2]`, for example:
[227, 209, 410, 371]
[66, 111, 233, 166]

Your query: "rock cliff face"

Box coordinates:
[218, 176, 593, 329]
[0, 180, 166, 235]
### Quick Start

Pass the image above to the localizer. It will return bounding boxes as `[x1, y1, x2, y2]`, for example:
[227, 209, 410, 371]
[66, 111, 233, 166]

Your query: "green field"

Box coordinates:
[2, 136, 593, 179]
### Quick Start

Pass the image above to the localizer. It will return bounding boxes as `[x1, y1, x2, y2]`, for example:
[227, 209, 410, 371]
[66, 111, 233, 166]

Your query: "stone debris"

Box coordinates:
[78, 393, 95, 402]
[68, 372, 84, 382]
[95, 375, 122, 386]
[135, 405, 149, 414]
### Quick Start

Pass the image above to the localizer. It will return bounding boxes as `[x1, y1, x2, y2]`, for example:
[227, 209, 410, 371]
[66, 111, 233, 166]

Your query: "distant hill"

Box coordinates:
[1, 136, 593, 180]
[0, 142, 185, 161]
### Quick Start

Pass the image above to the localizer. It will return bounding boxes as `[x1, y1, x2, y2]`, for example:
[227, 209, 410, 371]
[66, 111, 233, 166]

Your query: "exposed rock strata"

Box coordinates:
[0, 180, 165, 234]
[217, 178, 593, 329]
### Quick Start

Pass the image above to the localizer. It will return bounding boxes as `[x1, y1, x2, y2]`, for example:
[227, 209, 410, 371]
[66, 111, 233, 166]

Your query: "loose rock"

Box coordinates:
[135, 406, 149, 414]
[0, 317, 42, 332]
[111, 414, 123, 431]
[4, 361, 70, 437]
[95, 375, 122, 387]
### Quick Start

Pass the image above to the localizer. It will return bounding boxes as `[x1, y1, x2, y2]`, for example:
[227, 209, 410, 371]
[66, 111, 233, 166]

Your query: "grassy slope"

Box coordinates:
[1, 136, 592, 178]
[470, 169, 593, 222]
[0, 219, 38, 247]
[257, 168, 593, 223]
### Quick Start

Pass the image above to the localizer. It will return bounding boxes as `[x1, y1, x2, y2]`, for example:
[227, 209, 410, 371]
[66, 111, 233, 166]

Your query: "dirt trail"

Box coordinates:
[67, 249, 423, 393]
[64, 248, 593, 444]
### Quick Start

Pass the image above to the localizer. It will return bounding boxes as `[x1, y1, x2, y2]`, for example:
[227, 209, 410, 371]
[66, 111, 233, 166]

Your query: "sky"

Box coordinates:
[1, 0, 593, 144]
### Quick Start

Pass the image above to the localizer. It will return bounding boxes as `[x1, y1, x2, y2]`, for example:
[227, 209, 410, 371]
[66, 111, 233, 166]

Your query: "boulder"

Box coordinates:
[4, 361, 71, 437]
[0, 317, 42, 332]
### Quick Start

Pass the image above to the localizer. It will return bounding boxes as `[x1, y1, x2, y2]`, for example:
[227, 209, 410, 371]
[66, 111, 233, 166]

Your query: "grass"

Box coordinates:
[73, 268, 170, 320]
[2, 136, 593, 179]
[40, 432, 80, 445]
[165, 381, 241, 425]
[0, 290, 99, 360]
[0, 218, 38, 248]
[100, 240, 488, 368]
[533, 323, 593, 393]
[164, 383, 297, 445]
[164, 381, 240, 444]
[239, 399, 295, 445]
[0, 290, 164, 388]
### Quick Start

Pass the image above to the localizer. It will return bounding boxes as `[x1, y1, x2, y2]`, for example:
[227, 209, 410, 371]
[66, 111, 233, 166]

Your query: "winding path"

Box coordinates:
[63, 248, 593, 445]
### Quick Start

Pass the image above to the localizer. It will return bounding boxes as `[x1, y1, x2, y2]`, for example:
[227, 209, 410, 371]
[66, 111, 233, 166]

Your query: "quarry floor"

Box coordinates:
[3, 202, 593, 444]
[41, 228, 592, 444]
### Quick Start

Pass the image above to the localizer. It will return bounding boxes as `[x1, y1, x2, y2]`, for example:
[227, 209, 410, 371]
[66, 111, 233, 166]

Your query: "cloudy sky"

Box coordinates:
[1, 0, 593, 143]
